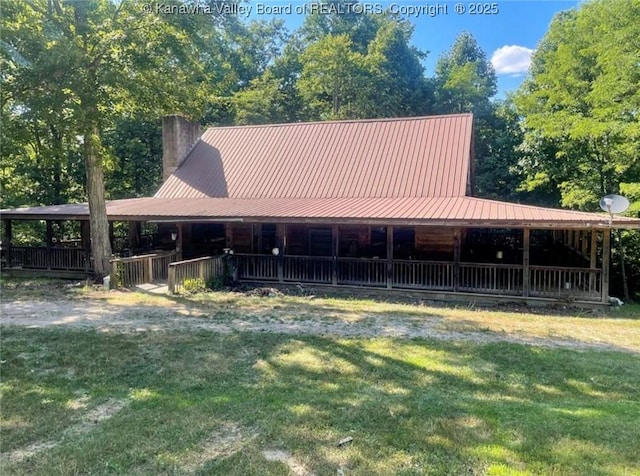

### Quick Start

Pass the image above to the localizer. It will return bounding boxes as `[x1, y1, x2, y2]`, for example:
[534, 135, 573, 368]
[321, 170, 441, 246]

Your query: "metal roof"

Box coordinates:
[2, 114, 639, 228]
[3, 197, 639, 228]
[155, 114, 474, 199]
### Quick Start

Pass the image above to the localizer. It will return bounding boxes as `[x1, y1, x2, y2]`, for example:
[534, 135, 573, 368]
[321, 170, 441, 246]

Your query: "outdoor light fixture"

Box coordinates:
[272, 247, 280, 256]
[496, 251, 504, 260]
[171, 231, 178, 241]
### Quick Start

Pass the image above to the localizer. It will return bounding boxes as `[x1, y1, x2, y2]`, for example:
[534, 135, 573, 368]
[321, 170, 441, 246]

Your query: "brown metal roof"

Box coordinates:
[155, 114, 474, 199]
[3, 197, 639, 228]
[3, 114, 639, 228]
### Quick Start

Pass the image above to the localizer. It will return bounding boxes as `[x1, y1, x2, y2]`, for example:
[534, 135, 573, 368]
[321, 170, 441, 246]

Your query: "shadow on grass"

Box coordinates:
[2, 328, 639, 475]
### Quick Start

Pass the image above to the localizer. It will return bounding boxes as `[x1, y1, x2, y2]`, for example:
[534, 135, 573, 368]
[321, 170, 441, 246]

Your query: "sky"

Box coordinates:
[248, 0, 583, 98]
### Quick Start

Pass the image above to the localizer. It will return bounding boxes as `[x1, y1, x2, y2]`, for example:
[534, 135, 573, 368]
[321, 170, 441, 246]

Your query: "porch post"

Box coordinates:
[581, 230, 588, 258]
[276, 223, 285, 282]
[386, 225, 394, 289]
[453, 228, 461, 292]
[128, 221, 141, 251]
[601, 228, 611, 304]
[46, 220, 53, 270]
[589, 230, 598, 294]
[567, 230, 574, 265]
[3, 219, 12, 268]
[108, 221, 115, 251]
[176, 223, 184, 260]
[81, 220, 91, 271]
[225, 223, 234, 249]
[522, 227, 530, 297]
[332, 225, 338, 286]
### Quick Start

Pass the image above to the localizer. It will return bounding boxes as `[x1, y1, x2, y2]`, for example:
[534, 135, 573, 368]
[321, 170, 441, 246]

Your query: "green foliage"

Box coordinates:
[207, 275, 227, 290]
[431, 32, 524, 202]
[516, 0, 640, 209]
[364, 20, 432, 117]
[299, 33, 370, 119]
[1, 0, 220, 276]
[433, 31, 497, 115]
[231, 71, 290, 125]
[182, 277, 207, 294]
[474, 100, 526, 201]
[515, 0, 640, 299]
[103, 118, 163, 199]
[235, 9, 431, 123]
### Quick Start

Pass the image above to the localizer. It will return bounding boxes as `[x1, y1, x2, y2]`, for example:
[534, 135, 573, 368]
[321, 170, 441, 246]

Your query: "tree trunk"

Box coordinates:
[85, 123, 112, 280]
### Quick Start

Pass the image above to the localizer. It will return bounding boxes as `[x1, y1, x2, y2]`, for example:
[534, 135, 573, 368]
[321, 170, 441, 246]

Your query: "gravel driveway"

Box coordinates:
[1, 296, 630, 352]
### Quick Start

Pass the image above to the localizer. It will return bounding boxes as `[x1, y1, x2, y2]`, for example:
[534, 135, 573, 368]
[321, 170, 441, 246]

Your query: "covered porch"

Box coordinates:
[218, 223, 609, 303]
[1, 196, 635, 304]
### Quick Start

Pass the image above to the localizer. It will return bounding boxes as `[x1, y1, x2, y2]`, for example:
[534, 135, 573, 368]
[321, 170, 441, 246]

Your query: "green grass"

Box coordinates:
[2, 328, 639, 475]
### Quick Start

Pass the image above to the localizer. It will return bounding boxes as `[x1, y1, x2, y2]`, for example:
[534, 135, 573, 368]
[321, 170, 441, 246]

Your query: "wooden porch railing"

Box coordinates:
[110, 250, 181, 288]
[4, 246, 605, 302]
[228, 254, 604, 302]
[459, 263, 523, 295]
[393, 260, 454, 290]
[337, 257, 387, 286]
[9, 246, 90, 271]
[284, 255, 333, 283]
[235, 254, 278, 280]
[529, 266, 602, 300]
[168, 255, 226, 294]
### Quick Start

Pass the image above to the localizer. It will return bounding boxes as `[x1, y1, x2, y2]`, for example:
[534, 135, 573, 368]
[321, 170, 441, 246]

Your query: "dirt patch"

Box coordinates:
[1, 398, 126, 465]
[182, 423, 256, 473]
[3, 440, 58, 465]
[0, 297, 634, 352]
[263, 449, 315, 476]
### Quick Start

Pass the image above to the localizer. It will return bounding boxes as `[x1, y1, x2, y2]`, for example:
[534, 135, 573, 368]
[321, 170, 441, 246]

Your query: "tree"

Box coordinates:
[297, 9, 432, 120]
[231, 71, 290, 125]
[298, 34, 371, 119]
[104, 118, 163, 199]
[1, 0, 211, 278]
[433, 32, 497, 115]
[365, 20, 432, 117]
[473, 100, 526, 201]
[300, 0, 381, 53]
[433, 32, 504, 199]
[516, 0, 640, 210]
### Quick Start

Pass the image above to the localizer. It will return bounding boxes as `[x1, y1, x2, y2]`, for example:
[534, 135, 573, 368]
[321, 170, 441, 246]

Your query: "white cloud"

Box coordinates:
[491, 45, 534, 76]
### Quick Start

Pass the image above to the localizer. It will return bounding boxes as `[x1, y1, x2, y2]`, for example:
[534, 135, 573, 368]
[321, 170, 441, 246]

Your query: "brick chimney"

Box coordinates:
[162, 115, 201, 182]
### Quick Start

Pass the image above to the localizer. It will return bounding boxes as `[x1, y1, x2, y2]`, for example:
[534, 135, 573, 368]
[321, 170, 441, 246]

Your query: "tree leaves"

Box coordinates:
[516, 0, 640, 210]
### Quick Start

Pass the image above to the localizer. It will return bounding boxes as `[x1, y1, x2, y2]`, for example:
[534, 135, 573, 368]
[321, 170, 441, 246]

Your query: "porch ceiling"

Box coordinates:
[2, 196, 639, 229]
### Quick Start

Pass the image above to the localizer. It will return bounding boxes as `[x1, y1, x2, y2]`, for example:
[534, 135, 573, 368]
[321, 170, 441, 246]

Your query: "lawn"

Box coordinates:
[2, 324, 640, 475]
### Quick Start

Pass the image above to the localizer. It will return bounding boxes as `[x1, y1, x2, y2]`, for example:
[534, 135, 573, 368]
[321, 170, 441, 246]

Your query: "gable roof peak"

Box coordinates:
[156, 113, 474, 200]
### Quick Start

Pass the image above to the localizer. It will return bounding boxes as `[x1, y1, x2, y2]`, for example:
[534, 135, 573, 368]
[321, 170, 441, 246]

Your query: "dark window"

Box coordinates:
[260, 224, 277, 254]
[309, 227, 332, 256]
[393, 227, 415, 259]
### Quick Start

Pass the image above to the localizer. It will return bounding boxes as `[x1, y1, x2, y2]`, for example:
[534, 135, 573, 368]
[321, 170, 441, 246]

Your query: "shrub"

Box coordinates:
[207, 275, 226, 290]
[181, 277, 206, 294]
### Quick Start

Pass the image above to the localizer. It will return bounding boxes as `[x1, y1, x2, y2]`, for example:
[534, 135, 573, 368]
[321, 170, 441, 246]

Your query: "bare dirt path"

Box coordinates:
[1, 296, 633, 353]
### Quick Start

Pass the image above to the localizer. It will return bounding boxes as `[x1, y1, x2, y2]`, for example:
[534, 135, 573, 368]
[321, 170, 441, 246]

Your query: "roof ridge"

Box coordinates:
[201, 113, 473, 132]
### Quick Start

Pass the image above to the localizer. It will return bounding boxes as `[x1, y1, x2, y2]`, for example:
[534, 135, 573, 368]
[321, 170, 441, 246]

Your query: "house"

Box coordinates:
[2, 113, 639, 304]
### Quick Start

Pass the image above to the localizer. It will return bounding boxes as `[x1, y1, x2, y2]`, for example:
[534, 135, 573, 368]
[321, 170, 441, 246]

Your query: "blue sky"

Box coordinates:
[249, 0, 582, 98]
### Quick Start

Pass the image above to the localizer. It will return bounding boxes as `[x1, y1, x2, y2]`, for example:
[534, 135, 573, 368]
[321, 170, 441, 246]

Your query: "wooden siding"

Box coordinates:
[415, 226, 455, 260]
